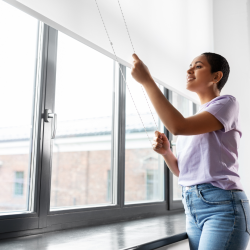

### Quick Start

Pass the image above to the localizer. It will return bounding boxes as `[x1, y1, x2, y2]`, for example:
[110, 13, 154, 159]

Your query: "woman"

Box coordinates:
[131, 52, 250, 250]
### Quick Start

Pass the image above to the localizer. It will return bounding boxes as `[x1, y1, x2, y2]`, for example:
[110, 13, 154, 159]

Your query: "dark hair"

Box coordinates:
[201, 52, 230, 91]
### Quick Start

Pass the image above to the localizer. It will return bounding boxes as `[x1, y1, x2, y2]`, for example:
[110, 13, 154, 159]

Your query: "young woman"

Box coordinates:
[131, 52, 250, 250]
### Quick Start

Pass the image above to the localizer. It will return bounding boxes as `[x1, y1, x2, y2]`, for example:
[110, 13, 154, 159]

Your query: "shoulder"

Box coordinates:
[200, 95, 239, 118]
[211, 95, 236, 103]
[206, 95, 238, 108]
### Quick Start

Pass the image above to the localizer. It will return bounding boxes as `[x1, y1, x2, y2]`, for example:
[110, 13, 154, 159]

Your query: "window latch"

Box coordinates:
[44, 109, 57, 139]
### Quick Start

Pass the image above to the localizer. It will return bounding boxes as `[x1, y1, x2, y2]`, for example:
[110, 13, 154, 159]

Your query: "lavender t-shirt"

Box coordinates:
[176, 95, 243, 190]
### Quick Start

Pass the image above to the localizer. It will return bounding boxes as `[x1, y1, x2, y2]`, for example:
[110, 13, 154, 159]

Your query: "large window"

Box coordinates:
[0, 2, 202, 237]
[0, 1, 39, 213]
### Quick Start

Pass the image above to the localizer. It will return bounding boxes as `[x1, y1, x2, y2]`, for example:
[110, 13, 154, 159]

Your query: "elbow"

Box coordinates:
[171, 128, 180, 136]
[171, 124, 185, 136]
[172, 130, 179, 136]
[168, 120, 186, 136]
[173, 170, 180, 178]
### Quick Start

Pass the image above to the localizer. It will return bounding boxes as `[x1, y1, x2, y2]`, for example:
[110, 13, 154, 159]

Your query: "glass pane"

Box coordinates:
[170, 92, 194, 200]
[125, 71, 164, 204]
[0, 2, 39, 213]
[14, 172, 24, 196]
[50, 32, 114, 210]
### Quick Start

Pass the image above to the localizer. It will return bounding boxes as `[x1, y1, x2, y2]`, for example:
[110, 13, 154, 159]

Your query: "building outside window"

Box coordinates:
[146, 168, 159, 200]
[14, 171, 24, 196]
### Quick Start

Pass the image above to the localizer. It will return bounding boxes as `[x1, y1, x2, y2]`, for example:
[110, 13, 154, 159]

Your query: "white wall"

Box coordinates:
[213, 0, 250, 197]
[4, 0, 214, 103]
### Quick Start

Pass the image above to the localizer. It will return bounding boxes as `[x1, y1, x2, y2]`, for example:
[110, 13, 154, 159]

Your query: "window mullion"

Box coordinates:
[38, 24, 58, 228]
[114, 64, 126, 207]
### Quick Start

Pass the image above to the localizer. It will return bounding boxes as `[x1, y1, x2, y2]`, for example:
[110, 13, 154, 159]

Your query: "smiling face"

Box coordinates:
[186, 54, 219, 93]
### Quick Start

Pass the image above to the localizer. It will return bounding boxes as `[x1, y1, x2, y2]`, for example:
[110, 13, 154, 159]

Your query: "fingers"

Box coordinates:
[153, 137, 163, 148]
[154, 130, 162, 138]
[153, 131, 164, 150]
[161, 133, 168, 141]
[132, 53, 140, 61]
[154, 137, 163, 143]
[152, 142, 162, 150]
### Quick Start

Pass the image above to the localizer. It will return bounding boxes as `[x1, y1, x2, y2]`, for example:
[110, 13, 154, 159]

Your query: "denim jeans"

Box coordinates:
[182, 183, 250, 250]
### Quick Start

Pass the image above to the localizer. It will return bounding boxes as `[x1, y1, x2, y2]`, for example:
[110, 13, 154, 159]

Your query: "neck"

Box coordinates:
[197, 90, 221, 105]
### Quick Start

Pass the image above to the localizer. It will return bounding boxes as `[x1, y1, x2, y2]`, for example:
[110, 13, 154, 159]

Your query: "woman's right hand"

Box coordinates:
[153, 131, 171, 155]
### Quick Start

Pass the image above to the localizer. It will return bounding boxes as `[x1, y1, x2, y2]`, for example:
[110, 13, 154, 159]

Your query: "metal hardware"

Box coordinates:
[44, 109, 57, 139]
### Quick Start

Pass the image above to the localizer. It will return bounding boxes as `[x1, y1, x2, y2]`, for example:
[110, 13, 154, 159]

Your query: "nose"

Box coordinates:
[187, 67, 194, 74]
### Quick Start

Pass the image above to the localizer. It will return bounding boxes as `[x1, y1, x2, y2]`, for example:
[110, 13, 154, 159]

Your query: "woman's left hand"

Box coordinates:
[131, 54, 153, 85]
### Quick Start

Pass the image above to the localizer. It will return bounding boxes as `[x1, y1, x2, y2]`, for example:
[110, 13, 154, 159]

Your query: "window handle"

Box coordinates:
[44, 109, 57, 139]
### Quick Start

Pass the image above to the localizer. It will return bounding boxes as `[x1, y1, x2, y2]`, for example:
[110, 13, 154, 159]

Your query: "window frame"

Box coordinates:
[164, 89, 183, 210]
[0, 22, 192, 239]
[0, 21, 46, 236]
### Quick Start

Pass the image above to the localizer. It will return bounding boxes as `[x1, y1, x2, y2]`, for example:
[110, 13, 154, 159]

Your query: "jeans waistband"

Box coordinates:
[182, 183, 242, 192]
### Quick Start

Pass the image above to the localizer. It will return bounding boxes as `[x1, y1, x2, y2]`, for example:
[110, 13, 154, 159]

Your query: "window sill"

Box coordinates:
[0, 212, 187, 250]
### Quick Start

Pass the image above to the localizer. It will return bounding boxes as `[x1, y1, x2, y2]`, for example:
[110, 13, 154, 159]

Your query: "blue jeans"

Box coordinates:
[182, 183, 250, 250]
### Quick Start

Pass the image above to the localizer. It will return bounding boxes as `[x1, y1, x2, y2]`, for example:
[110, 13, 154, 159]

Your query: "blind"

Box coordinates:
[5, 0, 214, 103]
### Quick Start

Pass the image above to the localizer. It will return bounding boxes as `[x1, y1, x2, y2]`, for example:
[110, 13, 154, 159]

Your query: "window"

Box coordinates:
[124, 70, 164, 204]
[14, 172, 24, 196]
[49, 31, 114, 210]
[0, 1, 40, 213]
[0, 2, 201, 236]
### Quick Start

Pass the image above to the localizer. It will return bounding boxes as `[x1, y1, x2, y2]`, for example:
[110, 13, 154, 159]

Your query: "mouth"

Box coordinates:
[187, 77, 196, 82]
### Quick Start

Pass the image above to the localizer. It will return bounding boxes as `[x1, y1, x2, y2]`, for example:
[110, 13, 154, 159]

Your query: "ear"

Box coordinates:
[213, 71, 223, 84]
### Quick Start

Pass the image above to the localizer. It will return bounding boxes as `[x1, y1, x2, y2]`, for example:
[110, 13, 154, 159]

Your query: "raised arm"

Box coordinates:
[131, 54, 223, 135]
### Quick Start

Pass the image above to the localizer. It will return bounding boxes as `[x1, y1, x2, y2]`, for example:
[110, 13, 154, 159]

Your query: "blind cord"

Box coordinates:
[94, 0, 160, 146]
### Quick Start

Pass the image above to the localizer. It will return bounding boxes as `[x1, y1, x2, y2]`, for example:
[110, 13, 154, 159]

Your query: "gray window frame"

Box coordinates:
[0, 23, 191, 240]
[164, 89, 183, 210]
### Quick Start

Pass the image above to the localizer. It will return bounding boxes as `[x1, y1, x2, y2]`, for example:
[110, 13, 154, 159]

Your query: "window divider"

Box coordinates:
[115, 64, 126, 208]
[38, 24, 58, 228]
[164, 89, 184, 210]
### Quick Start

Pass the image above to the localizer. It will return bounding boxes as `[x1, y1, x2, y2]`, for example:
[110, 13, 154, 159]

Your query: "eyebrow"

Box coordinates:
[189, 61, 204, 67]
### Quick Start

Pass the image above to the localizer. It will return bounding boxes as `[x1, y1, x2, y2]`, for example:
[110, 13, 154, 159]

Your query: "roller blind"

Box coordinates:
[4, 0, 213, 103]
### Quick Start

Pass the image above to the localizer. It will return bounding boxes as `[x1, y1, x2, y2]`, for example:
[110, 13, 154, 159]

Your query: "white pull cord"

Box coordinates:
[117, 0, 159, 131]
[94, 0, 158, 146]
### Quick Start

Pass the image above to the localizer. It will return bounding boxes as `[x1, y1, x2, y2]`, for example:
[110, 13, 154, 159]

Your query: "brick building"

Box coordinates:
[0, 113, 180, 212]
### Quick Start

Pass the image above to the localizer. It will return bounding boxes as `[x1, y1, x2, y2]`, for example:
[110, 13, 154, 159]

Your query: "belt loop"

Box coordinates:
[195, 185, 200, 198]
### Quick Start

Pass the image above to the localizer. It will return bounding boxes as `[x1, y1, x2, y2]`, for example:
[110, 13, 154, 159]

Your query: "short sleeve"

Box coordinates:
[202, 96, 239, 133]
